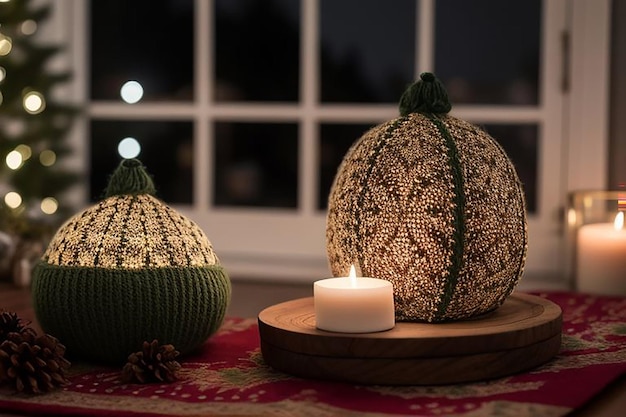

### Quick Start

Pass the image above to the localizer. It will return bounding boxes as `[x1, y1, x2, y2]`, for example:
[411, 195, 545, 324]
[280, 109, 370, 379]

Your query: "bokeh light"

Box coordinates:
[5, 150, 23, 170]
[20, 20, 38, 36]
[118, 137, 141, 159]
[15, 144, 32, 160]
[39, 149, 56, 166]
[0, 35, 12, 56]
[120, 81, 144, 104]
[4, 192, 22, 209]
[41, 197, 58, 214]
[0, 67, 5, 82]
[23, 90, 46, 114]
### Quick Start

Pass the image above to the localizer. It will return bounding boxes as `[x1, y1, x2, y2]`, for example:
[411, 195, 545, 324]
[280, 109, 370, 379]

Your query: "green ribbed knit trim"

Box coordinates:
[32, 263, 231, 364]
[426, 115, 466, 321]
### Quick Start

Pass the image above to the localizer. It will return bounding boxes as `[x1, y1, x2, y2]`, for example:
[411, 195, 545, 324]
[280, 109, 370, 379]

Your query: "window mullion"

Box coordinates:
[418, 0, 434, 74]
[195, 0, 212, 210]
[300, 0, 319, 216]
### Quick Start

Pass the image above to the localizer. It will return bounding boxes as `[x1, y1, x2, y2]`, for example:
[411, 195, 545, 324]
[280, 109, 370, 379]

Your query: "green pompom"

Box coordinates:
[399, 72, 452, 116]
[105, 158, 156, 198]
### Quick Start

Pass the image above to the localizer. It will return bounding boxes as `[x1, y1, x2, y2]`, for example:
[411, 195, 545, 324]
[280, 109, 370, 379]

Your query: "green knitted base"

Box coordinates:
[32, 263, 231, 364]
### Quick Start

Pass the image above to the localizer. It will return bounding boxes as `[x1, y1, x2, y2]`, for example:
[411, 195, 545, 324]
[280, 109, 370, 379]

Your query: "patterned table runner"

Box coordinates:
[1, 291, 625, 417]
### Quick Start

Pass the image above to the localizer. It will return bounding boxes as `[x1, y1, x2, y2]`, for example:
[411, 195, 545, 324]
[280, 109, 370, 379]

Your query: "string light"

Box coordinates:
[41, 197, 58, 215]
[39, 149, 56, 166]
[4, 192, 22, 209]
[20, 20, 37, 36]
[23, 90, 46, 114]
[5, 150, 23, 170]
[0, 34, 12, 56]
[15, 144, 32, 160]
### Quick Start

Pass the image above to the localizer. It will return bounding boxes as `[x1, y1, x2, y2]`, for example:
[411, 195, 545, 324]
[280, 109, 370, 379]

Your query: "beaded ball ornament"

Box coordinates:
[32, 159, 231, 363]
[326, 73, 528, 322]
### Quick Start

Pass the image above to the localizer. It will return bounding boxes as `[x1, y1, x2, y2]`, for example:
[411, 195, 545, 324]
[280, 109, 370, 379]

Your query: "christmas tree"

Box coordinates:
[0, 0, 78, 282]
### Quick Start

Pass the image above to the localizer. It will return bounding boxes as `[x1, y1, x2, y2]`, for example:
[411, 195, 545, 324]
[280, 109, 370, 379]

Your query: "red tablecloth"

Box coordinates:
[1, 291, 625, 417]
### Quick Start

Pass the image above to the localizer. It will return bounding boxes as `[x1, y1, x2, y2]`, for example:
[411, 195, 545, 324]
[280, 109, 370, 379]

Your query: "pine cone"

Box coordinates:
[0, 310, 36, 343]
[0, 332, 71, 393]
[121, 340, 181, 384]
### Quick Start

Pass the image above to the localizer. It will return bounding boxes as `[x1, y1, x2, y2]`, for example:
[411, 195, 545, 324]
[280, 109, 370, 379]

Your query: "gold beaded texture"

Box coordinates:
[326, 113, 527, 322]
[43, 194, 219, 269]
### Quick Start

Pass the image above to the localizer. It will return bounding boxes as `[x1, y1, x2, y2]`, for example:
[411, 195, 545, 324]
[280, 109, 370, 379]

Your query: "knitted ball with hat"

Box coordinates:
[326, 72, 528, 323]
[32, 159, 231, 363]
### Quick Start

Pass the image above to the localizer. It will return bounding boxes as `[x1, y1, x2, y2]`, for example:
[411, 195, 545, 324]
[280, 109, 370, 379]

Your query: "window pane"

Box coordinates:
[90, 0, 194, 101]
[483, 124, 538, 213]
[214, 0, 300, 102]
[318, 123, 374, 210]
[90, 120, 194, 204]
[320, 0, 416, 103]
[213, 122, 298, 207]
[435, 0, 541, 105]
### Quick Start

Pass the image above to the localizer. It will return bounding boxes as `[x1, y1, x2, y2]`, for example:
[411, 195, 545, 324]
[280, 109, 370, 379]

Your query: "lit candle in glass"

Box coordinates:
[577, 212, 626, 295]
[314, 265, 395, 333]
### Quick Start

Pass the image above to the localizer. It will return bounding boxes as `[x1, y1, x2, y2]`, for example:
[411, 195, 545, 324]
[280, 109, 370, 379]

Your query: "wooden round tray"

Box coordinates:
[258, 292, 562, 385]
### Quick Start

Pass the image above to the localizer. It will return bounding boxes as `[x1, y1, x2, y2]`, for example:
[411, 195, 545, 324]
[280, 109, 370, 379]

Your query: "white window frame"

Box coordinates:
[52, 0, 610, 285]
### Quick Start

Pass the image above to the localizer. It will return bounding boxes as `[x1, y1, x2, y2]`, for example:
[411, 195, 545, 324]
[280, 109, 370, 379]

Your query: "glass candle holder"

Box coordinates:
[566, 190, 626, 295]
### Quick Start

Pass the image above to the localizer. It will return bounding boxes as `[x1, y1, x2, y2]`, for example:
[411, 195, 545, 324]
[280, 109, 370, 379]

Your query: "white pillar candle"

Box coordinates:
[577, 212, 626, 295]
[314, 265, 395, 333]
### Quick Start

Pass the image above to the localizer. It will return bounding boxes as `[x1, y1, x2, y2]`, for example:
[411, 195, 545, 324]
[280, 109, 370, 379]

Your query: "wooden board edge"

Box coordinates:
[260, 333, 562, 385]
[258, 293, 563, 357]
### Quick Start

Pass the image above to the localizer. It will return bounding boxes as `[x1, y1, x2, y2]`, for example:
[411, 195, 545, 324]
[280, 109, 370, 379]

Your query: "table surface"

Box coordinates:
[0, 282, 625, 417]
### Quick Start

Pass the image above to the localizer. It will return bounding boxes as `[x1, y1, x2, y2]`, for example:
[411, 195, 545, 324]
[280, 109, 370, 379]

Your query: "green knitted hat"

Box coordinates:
[32, 159, 231, 363]
[326, 73, 527, 323]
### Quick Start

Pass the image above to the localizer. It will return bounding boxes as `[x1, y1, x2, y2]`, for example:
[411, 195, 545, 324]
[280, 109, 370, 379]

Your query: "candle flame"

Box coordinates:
[614, 212, 624, 231]
[567, 208, 577, 227]
[349, 265, 357, 288]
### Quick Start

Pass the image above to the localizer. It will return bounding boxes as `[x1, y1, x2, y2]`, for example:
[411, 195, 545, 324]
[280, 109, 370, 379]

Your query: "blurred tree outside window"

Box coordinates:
[0, 0, 78, 284]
